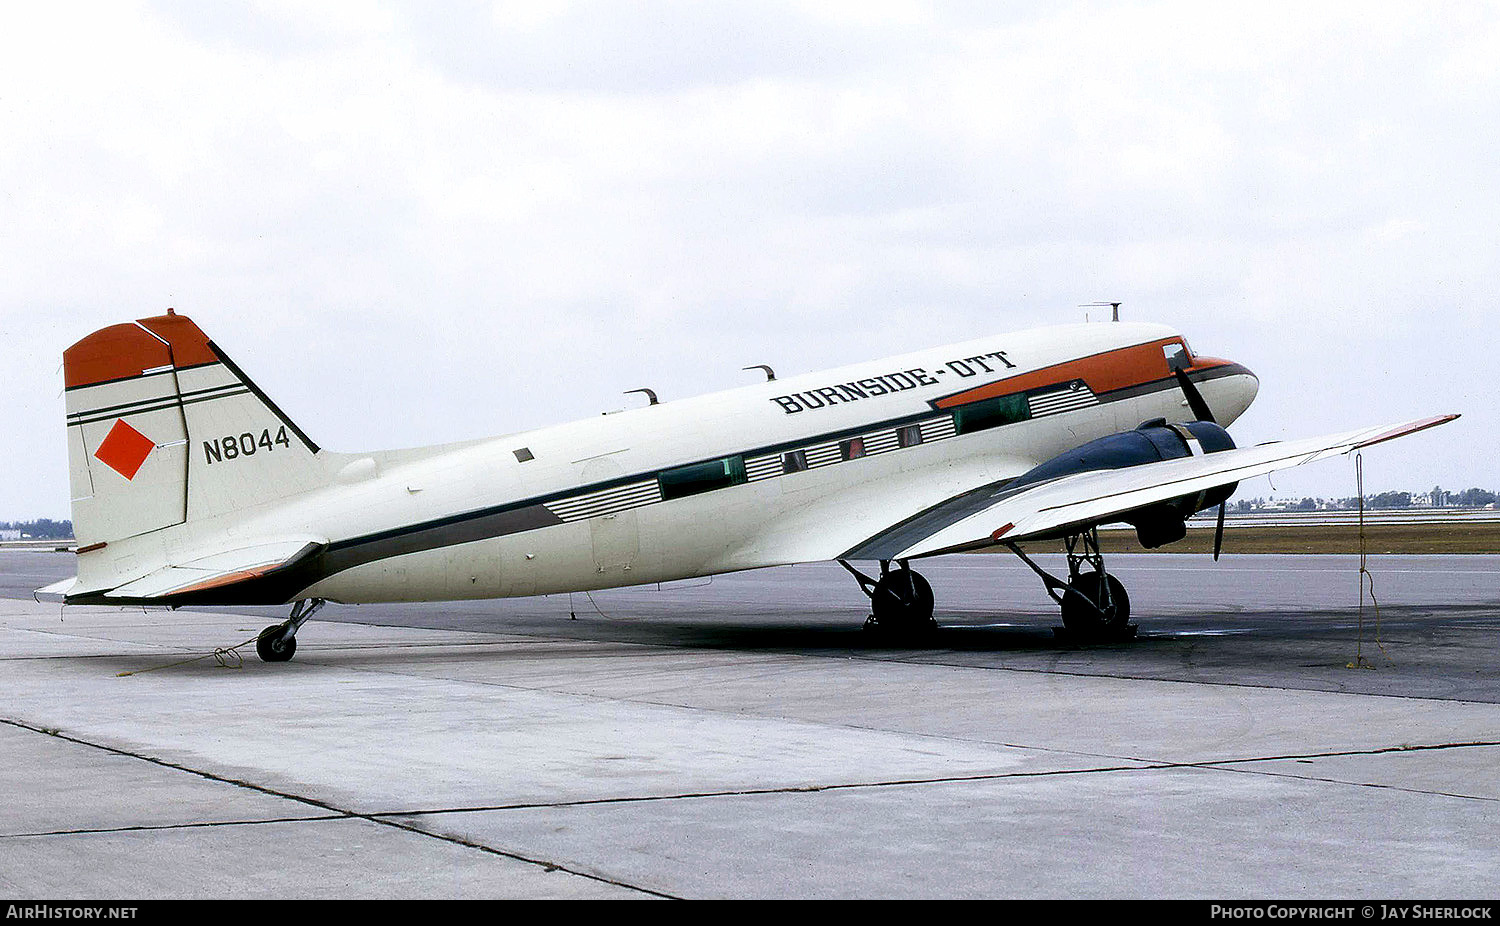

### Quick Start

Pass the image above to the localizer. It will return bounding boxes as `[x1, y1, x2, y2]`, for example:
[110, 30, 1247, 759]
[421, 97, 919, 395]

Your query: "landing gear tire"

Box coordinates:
[1060, 571, 1133, 641]
[256, 625, 297, 663]
[867, 567, 936, 637]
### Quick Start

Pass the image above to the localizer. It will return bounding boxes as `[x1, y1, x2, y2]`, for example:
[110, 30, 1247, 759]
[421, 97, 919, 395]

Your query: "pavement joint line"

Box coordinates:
[0, 716, 676, 899]
[831, 652, 1500, 704]
[1193, 762, 1500, 804]
[1195, 739, 1500, 764]
[1, 814, 349, 840]
[365, 814, 680, 898]
[1141, 741, 1500, 802]
[368, 764, 1160, 819]
[362, 740, 1500, 820]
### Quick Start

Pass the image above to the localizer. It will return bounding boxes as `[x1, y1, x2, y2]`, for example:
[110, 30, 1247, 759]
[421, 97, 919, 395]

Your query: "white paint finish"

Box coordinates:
[56, 316, 1322, 606]
[67, 388, 189, 547]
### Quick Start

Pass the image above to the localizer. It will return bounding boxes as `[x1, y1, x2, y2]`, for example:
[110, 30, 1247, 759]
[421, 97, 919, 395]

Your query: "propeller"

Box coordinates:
[1172, 363, 1229, 561]
[1173, 365, 1216, 424]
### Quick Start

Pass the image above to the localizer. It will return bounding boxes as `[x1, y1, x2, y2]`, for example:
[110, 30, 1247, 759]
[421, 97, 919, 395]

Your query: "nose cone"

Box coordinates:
[1190, 358, 1258, 426]
[1220, 362, 1258, 425]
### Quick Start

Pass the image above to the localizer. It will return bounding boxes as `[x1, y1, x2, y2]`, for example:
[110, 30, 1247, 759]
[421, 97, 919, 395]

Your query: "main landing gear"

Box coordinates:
[840, 559, 936, 637]
[1005, 527, 1135, 642]
[256, 598, 326, 663]
[838, 532, 1134, 643]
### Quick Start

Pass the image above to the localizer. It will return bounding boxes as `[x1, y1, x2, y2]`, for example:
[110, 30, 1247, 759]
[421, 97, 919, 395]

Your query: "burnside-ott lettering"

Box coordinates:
[770, 352, 1014, 414]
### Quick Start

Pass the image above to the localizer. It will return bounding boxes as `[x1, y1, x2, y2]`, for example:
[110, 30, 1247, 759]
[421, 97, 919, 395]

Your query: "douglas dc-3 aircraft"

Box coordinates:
[42, 310, 1456, 662]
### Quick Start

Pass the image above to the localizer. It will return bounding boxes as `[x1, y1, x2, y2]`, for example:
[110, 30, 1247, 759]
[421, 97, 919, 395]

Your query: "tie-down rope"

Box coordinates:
[1348, 452, 1391, 669]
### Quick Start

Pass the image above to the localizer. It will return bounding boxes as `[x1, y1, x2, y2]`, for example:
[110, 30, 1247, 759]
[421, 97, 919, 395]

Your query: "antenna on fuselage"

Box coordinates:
[623, 388, 659, 406]
[1081, 301, 1122, 322]
[742, 364, 776, 382]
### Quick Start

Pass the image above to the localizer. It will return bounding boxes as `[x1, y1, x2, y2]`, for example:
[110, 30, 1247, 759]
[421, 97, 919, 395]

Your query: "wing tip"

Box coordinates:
[1353, 414, 1460, 451]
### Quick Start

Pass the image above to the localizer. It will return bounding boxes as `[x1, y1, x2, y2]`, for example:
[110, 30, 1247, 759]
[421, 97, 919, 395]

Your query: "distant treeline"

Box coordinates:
[1235, 487, 1497, 512]
[1, 519, 74, 539]
[5, 487, 1499, 538]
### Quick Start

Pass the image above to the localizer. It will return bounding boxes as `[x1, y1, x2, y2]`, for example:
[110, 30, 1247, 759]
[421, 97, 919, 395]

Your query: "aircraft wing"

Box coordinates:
[850, 415, 1458, 561]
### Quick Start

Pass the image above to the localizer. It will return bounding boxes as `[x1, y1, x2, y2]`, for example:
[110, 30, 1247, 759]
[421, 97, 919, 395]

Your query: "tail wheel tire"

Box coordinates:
[870, 567, 936, 635]
[256, 625, 297, 663]
[1060, 571, 1130, 639]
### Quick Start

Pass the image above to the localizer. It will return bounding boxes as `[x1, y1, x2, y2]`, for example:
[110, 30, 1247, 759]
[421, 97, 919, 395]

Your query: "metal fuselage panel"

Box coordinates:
[83, 322, 1259, 605]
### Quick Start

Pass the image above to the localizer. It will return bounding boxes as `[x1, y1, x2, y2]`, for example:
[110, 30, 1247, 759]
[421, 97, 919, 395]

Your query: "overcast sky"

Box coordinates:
[3, 1, 1496, 519]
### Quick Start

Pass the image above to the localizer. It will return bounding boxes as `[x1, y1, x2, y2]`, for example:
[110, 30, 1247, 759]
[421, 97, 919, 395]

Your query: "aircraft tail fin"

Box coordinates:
[64, 311, 326, 553]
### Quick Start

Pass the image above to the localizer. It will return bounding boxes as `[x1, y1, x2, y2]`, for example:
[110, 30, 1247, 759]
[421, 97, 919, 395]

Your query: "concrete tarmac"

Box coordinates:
[2, 551, 1498, 898]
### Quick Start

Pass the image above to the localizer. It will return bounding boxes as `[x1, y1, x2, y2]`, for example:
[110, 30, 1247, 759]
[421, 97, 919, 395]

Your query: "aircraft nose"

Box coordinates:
[1190, 357, 1258, 425]
[1225, 361, 1258, 423]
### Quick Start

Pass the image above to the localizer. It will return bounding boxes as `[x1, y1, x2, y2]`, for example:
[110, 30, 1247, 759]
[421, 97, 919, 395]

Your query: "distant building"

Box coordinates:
[0, 530, 20, 540]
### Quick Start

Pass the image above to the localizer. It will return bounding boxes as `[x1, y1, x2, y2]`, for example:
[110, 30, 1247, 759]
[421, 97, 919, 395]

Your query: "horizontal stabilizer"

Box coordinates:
[34, 577, 78, 603]
[101, 538, 326, 601]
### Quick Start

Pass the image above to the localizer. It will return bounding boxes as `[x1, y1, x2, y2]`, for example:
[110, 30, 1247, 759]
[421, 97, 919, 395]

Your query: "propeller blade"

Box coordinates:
[1173, 368, 1216, 423]
[1213, 501, 1226, 561]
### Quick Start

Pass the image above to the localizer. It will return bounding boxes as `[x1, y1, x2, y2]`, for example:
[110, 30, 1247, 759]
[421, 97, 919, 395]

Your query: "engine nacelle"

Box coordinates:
[1010, 419, 1237, 548]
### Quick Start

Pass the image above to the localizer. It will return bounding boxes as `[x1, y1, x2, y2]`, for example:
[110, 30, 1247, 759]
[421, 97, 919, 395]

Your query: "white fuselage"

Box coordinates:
[200, 321, 1251, 603]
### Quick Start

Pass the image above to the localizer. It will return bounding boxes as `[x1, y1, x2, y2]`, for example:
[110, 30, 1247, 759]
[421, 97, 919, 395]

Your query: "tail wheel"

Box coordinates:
[256, 625, 297, 663]
[1060, 571, 1130, 639]
[870, 567, 936, 635]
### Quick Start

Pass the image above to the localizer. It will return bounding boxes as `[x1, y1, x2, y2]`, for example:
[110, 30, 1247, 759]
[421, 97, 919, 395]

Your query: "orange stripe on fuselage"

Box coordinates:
[932, 337, 1232, 409]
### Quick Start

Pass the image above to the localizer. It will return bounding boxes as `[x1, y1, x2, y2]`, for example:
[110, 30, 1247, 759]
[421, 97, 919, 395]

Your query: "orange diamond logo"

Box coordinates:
[94, 419, 156, 480]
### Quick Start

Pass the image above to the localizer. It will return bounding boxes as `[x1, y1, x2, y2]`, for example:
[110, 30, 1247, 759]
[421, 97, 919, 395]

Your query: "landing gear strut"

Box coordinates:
[840, 559, 935, 637]
[1006, 528, 1135, 642]
[256, 598, 326, 663]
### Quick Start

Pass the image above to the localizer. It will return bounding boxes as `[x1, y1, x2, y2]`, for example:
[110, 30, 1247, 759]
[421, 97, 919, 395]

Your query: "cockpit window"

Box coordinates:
[1163, 341, 1190, 373]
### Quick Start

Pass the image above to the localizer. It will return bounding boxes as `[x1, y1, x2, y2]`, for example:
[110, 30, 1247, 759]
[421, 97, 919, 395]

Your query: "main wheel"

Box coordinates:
[869, 567, 936, 636]
[256, 625, 297, 663]
[1060, 571, 1131, 640]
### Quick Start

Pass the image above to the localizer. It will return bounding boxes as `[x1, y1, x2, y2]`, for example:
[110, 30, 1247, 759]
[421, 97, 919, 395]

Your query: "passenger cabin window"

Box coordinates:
[840, 437, 866, 461]
[513, 447, 534, 462]
[658, 456, 748, 501]
[781, 450, 808, 474]
[952, 394, 1030, 436]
